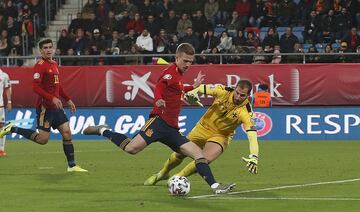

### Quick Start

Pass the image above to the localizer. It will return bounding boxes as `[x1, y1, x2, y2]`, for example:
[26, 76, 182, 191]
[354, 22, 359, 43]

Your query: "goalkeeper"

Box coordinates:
[144, 80, 259, 186]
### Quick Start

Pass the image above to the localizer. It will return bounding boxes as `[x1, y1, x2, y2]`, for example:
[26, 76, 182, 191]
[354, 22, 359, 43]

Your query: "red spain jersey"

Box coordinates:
[150, 63, 193, 128]
[33, 58, 70, 109]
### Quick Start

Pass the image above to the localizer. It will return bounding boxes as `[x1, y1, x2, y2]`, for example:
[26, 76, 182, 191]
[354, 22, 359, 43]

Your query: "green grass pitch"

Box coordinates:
[0, 140, 359, 212]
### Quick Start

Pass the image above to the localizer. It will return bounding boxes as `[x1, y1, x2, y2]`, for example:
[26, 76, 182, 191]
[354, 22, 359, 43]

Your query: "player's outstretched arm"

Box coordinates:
[241, 130, 259, 174]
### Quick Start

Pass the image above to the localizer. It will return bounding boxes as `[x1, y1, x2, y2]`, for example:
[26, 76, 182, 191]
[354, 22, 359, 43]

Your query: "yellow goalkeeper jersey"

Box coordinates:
[194, 84, 255, 136]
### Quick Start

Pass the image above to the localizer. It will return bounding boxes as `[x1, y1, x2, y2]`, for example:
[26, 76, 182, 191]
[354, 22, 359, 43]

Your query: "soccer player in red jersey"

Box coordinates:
[84, 43, 235, 194]
[0, 39, 87, 172]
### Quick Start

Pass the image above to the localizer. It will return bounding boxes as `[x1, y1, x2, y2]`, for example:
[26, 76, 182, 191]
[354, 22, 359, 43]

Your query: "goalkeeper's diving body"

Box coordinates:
[144, 79, 259, 186]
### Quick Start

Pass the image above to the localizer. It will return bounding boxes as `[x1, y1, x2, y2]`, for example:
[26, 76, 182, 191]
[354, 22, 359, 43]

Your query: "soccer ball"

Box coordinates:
[167, 176, 190, 196]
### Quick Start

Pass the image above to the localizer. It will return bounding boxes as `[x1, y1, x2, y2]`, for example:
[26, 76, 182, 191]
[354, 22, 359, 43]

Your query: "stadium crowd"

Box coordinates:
[1, 0, 360, 65]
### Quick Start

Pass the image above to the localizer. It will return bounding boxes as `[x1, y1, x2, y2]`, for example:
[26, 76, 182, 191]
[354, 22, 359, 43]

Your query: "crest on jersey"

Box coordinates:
[163, 74, 172, 80]
[145, 128, 154, 137]
[33, 73, 40, 79]
[241, 112, 273, 137]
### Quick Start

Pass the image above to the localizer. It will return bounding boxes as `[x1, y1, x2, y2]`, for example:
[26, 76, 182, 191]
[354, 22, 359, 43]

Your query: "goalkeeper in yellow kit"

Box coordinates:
[144, 79, 259, 186]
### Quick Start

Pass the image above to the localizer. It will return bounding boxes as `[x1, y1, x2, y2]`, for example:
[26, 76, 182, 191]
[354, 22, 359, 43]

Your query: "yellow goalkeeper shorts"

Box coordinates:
[187, 123, 232, 152]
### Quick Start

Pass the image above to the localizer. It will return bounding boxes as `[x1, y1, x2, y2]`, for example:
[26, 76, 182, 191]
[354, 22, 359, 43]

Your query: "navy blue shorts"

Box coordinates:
[36, 107, 69, 132]
[138, 116, 188, 152]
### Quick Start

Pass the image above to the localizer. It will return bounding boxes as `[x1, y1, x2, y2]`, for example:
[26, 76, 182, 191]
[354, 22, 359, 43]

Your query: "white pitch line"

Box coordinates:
[189, 178, 360, 199]
[204, 197, 360, 201]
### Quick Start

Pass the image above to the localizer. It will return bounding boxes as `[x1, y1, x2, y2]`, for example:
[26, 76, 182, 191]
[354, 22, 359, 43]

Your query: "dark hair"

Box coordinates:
[176, 43, 195, 55]
[236, 79, 252, 95]
[39, 38, 53, 49]
[259, 83, 268, 91]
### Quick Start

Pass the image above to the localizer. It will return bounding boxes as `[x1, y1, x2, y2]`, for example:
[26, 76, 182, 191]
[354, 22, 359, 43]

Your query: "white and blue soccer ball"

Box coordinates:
[167, 176, 190, 196]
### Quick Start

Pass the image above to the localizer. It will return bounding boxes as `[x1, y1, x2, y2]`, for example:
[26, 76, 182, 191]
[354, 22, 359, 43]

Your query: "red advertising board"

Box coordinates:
[3, 64, 360, 107]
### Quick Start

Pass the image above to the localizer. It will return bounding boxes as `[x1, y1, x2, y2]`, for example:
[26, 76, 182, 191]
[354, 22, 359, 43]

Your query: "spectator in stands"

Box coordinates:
[177, 13, 192, 37]
[280, 27, 299, 53]
[216, 31, 232, 53]
[161, 9, 178, 36]
[204, 0, 219, 27]
[192, 10, 209, 37]
[335, 7, 353, 41]
[332, 0, 342, 14]
[169, 34, 180, 54]
[342, 27, 360, 52]
[29, 0, 44, 36]
[180, 27, 199, 52]
[4, 0, 18, 19]
[278, 0, 297, 26]
[101, 10, 120, 39]
[124, 0, 139, 19]
[57, 29, 73, 55]
[82, 0, 97, 19]
[105, 30, 121, 63]
[336, 41, 352, 62]
[122, 29, 137, 52]
[154, 29, 170, 54]
[135, 28, 153, 64]
[286, 42, 304, 63]
[313, 0, 330, 16]
[306, 45, 320, 63]
[225, 11, 242, 36]
[263, 45, 273, 63]
[84, 13, 102, 37]
[207, 47, 221, 64]
[114, 0, 128, 17]
[72, 28, 89, 56]
[145, 15, 161, 38]
[89, 28, 106, 53]
[319, 43, 335, 63]
[216, 0, 234, 25]
[199, 28, 219, 53]
[127, 12, 145, 35]
[156, 0, 174, 19]
[246, 31, 260, 47]
[262, 27, 279, 51]
[189, 0, 205, 16]
[318, 9, 336, 43]
[234, 0, 251, 26]
[252, 46, 267, 64]
[0, 14, 6, 32]
[298, 0, 314, 24]
[352, 45, 360, 63]
[271, 49, 282, 64]
[227, 46, 250, 64]
[0, 35, 9, 66]
[303, 10, 320, 44]
[68, 12, 84, 35]
[6, 16, 20, 39]
[233, 30, 247, 47]
[21, 15, 34, 52]
[139, 0, 156, 19]
[125, 44, 140, 64]
[262, 0, 280, 27]
[249, 0, 265, 27]
[96, 0, 110, 22]
[118, 10, 130, 34]
[8, 35, 23, 66]
[173, 0, 188, 17]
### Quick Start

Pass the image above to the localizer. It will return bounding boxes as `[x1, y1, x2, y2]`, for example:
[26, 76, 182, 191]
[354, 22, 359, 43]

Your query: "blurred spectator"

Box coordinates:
[135, 29, 153, 64]
[225, 11, 243, 36]
[102, 11, 120, 39]
[271, 49, 282, 64]
[189, 0, 205, 16]
[144, 15, 161, 37]
[169, 34, 180, 54]
[227, 46, 251, 64]
[96, 0, 110, 22]
[105, 30, 121, 63]
[342, 27, 360, 51]
[156, 0, 174, 19]
[68, 13, 85, 35]
[89, 28, 106, 53]
[0, 35, 9, 65]
[233, 30, 247, 47]
[313, 0, 330, 16]
[249, 0, 265, 27]
[84, 13, 102, 36]
[121, 29, 137, 53]
[280, 27, 299, 53]
[262, 0, 280, 27]
[352, 45, 360, 62]
[72, 28, 89, 55]
[154, 29, 170, 54]
[246, 31, 260, 47]
[124, 0, 139, 19]
[118, 10, 130, 34]
[6, 16, 21, 39]
[125, 44, 140, 64]
[262, 27, 279, 51]
[216, 0, 234, 25]
[252, 46, 267, 63]
[319, 43, 336, 63]
[207, 47, 221, 64]
[192, 10, 209, 36]
[114, 0, 128, 17]
[336, 41, 352, 62]
[278, 0, 297, 26]
[62, 48, 77, 66]
[8, 35, 23, 66]
[303, 10, 320, 44]
[286, 42, 304, 63]
[0, 14, 6, 31]
[4, 0, 18, 19]
[306, 45, 320, 63]
[335, 7, 353, 41]
[298, 0, 314, 24]
[199, 28, 220, 53]
[216, 31, 232, 53]
[127, 13, 144, 35]
[177, 13, 192, 36]
[234, 0, 251, 26]
[318, 9, 336, 43]
[204, 0, 219, 27]
[173, 0, 188, 17]
[57, 29, 73, 55]
[139, 0, 156, 19]
[29, 0, 45, 36]
[180, 27, 199, 52]
[82, 0, 97, 19]
[161, 9, 179, 36]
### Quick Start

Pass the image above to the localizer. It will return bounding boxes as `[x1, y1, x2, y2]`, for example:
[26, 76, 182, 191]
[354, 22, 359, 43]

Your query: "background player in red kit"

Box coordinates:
[0, 39, 87, 172]
[84, 43, 235, 194]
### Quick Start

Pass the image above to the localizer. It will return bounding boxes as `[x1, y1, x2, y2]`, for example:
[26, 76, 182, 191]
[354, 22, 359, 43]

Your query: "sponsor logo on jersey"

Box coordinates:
[163, 74, 172, 80]
[145, 128, 154, 137]
[33, 73, 40, 79]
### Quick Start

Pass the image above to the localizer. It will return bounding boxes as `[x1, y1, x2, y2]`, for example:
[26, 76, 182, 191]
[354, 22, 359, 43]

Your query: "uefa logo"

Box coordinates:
[242, 112, 273, 137]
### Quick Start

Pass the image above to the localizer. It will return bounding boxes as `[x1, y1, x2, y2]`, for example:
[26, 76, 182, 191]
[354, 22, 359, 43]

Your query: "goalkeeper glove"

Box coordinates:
[184, 92, 203, 107]
[241, 154, 258, 174]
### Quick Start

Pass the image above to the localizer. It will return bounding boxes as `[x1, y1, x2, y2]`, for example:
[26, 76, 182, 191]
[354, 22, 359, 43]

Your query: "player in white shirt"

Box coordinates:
[0, 69, 12, 156]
